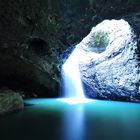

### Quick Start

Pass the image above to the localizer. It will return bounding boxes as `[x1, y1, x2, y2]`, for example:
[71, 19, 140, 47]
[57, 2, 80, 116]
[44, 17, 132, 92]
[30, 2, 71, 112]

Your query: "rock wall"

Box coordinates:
[0, 0, 94, 97]
[0, 89, 24, 115]
[75, 19, 140, 102]
[0, 0, 139, 97]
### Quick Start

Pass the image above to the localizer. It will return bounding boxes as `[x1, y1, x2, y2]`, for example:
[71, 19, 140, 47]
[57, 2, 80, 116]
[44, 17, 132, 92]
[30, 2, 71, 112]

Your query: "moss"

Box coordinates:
[0, 90, 24, 115]
[91, 31, 109, 48]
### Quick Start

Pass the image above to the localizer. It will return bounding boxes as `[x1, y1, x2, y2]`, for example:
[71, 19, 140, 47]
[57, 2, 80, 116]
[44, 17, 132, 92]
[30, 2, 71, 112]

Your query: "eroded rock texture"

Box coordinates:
[0, 89, 24, 115]
[75, 19, 140, 102]
[0, 0, 94, 97]
[0, 0, 140, 98]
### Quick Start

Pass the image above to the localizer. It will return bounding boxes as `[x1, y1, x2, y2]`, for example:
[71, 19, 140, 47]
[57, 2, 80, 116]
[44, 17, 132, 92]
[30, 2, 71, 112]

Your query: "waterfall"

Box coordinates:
[62, 49, 85, 98]
[59, 48, 92, 104]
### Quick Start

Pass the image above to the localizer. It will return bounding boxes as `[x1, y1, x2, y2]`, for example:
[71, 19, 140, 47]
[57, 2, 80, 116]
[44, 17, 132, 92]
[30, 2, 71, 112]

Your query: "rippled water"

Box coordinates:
[0, 99, 140, 140]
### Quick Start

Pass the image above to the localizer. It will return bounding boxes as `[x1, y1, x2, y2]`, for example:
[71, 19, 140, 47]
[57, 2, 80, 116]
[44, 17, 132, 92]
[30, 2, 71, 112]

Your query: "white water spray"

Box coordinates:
[59, 49, 93, 104]
[62, 49, 85, 98]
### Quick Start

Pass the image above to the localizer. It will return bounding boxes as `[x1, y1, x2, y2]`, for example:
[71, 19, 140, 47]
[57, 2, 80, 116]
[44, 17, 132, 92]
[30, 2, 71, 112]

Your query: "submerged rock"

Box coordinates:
[0, 89, 24, 115]
[75, 19, 140, 102]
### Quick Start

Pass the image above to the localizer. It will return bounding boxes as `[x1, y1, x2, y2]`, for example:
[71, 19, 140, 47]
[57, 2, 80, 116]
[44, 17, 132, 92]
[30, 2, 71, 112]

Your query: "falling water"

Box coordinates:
[61, 48, 85, 98]
[59, 48, 93, 104]
[59, 48, 93, 140]
[62, 52, 85, 98]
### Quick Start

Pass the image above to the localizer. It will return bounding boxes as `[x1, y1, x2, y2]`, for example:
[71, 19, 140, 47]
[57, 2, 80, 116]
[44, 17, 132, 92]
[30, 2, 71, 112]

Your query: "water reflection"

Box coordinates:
[61, 104, 85, 140]
[1, 99, 140, 140]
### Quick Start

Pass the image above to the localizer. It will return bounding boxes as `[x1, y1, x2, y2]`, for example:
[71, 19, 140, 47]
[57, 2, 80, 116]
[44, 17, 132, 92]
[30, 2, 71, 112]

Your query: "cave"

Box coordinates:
[0, 0, 140, 140]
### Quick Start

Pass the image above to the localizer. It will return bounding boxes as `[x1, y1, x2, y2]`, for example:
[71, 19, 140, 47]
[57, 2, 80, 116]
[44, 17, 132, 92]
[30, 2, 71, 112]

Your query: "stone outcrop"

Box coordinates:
[0, 89, 24, 115]
[0, 0, 94, 97]
[74, 19, 140, 102]
[0, 42, 60, 97]
[0, 0, 140, 98]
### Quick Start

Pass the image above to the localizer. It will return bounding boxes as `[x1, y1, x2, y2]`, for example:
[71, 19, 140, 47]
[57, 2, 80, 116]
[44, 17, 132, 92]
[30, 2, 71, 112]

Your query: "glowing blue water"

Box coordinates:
[2, 99, 140, 140]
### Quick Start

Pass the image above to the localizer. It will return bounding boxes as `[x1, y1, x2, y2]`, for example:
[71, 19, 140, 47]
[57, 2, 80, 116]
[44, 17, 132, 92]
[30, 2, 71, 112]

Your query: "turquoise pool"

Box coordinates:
[0, 99, 140, 140]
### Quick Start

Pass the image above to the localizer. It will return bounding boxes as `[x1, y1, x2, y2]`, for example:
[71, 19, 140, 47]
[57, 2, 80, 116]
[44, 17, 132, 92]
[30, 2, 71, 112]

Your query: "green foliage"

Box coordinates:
[91, 31, 109, 48]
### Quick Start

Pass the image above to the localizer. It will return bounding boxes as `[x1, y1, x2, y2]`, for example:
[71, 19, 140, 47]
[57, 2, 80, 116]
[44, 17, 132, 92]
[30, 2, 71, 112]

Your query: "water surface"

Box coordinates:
[0, 99, 140, 140]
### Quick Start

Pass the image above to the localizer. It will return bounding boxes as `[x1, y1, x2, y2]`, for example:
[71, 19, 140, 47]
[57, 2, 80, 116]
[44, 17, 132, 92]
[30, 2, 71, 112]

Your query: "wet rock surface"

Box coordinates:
[0, 0, 140, 98]
[0, 42, 60, 97]
[0, 89, 24, 115]
[0, 0, 94, 97]
[75, 19, 140, 102]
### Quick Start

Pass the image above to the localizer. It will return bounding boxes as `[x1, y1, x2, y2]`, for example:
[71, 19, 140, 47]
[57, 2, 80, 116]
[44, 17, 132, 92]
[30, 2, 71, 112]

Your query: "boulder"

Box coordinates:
[0, 89, 24, 115]
[74, 19, 140, 102]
